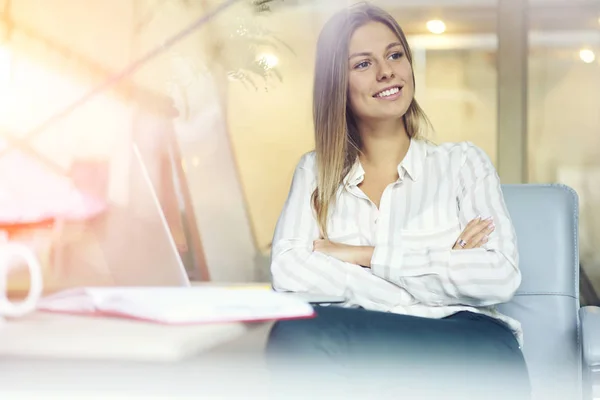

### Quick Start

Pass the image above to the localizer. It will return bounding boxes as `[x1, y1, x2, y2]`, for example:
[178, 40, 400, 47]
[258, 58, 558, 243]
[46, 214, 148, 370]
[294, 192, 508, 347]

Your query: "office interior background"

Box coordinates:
[0, 0, 599, 304]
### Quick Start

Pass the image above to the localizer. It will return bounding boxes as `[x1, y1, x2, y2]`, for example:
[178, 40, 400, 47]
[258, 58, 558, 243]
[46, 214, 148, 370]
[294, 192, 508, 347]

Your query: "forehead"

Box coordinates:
[349, 21, 401, 53]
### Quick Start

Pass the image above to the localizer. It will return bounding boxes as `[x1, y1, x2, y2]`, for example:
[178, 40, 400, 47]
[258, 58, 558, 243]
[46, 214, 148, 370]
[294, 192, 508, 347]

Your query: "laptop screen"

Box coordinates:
[40, 142, 190, 292]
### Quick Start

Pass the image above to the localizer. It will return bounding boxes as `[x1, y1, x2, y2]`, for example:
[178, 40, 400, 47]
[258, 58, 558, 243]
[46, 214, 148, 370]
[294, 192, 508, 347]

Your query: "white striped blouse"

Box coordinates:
[270, 139, 523, 346]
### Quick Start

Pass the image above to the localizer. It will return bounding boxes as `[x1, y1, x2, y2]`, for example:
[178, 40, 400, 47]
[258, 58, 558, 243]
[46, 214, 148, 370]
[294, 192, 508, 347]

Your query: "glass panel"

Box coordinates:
[527, 0, 600, 304]
[225, 3, 320, 280]
[219, 1, 502, 281]
[401, 6, 499, 165]
[0, 1, 504, 285]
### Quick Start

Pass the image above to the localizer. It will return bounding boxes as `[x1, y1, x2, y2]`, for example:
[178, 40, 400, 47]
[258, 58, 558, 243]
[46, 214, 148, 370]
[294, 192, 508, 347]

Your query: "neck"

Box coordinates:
[357, 117, 411, 168]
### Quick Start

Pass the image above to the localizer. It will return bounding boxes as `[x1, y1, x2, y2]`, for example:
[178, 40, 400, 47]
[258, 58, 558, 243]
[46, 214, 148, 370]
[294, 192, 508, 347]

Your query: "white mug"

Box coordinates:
[0, 243, 43, 319]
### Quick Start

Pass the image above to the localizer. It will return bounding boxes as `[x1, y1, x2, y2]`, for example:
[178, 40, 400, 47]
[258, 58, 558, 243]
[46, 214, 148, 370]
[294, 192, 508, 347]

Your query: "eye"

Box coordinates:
[354, 60, 371, 70]
[389, 51, 404, 60]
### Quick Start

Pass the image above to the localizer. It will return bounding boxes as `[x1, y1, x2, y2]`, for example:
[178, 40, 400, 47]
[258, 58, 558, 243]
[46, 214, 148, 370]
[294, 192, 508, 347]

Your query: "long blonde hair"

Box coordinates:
[311, 3, 431, 238]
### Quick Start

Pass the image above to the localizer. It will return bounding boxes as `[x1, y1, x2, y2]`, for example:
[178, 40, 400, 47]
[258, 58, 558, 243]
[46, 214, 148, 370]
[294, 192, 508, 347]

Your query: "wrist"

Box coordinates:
[354, 246, 375, 267]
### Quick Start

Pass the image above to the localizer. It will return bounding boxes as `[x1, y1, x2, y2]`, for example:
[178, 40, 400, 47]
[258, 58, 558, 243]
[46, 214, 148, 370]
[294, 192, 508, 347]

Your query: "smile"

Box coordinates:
[373, 86, 402, 99]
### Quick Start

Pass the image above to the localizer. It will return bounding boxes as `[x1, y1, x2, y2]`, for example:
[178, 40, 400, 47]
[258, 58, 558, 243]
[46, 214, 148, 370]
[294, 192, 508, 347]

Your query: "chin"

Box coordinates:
[354, 102, 411, 121]
[373, 105, 411, 120]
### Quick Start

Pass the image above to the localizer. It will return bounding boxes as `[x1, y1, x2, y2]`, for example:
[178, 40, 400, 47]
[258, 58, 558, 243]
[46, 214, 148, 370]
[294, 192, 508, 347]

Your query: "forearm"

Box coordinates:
[370, 243, 521, 306]
[354, 246, 375, 268]
[273, 243, 418, 308]
[271, 244, 350, 296]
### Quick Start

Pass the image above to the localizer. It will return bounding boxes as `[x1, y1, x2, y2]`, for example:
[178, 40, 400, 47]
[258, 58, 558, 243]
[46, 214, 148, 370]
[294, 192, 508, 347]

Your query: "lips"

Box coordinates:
[373, 86, 402, 98]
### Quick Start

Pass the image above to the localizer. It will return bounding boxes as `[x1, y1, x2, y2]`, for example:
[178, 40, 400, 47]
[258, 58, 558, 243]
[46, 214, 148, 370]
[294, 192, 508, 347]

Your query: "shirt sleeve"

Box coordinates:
[370, 143, 521, 307]
[269, 154, 350, 296]
[270, 154, 418, 308]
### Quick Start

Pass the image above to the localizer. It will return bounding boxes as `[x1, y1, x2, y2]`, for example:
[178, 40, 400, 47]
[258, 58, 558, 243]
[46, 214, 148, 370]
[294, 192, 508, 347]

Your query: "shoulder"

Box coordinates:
[291, 151, 318, 182]
[297, 151, 317, 171]
[425, 140, 494, 168]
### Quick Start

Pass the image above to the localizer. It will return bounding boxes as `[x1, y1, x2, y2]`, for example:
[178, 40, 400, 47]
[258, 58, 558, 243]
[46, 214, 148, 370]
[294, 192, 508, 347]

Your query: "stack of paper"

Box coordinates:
[37, 286, 315, 324]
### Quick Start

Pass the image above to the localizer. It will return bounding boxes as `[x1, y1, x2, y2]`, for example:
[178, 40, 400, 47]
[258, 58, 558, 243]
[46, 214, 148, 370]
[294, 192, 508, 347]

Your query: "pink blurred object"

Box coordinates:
[0, 151, 108, 225]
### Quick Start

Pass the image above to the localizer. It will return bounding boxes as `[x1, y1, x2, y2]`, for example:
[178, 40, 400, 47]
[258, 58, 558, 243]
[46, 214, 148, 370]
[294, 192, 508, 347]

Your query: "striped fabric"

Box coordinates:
[270, 139, 523, 346]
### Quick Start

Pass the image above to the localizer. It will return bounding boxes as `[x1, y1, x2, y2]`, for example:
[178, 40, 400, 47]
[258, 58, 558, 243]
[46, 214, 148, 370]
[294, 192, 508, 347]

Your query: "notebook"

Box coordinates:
[37, 286, 315, 324]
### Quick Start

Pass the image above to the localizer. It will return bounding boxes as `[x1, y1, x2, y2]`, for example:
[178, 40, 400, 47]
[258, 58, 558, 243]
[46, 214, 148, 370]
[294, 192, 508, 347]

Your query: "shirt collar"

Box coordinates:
[399, 138, 426, 182]
[343, 138, 427, 187]
[343, 160, 365, 187]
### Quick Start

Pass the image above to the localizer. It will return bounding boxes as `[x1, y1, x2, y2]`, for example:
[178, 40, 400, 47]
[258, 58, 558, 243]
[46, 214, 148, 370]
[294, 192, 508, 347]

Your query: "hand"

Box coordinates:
[313, 239, 369, 265]
[453, 216, 495, 250]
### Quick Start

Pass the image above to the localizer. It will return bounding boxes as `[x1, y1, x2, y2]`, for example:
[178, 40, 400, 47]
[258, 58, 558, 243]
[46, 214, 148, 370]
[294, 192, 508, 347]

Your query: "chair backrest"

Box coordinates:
[498, 184, 581, 400]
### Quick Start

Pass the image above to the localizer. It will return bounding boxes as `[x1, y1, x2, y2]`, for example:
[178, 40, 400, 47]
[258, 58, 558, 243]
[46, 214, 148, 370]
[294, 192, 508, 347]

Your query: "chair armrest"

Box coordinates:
[580, 306, 600, 368]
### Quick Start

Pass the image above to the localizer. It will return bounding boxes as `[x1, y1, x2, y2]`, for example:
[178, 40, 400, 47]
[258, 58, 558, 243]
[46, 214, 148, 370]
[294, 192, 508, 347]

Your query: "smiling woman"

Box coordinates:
[266, 2, 531, 399]
[310, 5, 431, 236]
[347, 25, 412, 119]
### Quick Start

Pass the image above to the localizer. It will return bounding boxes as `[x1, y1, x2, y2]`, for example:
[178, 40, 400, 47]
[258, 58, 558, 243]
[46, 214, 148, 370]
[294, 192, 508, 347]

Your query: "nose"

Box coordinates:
[377, 60, 394, 81]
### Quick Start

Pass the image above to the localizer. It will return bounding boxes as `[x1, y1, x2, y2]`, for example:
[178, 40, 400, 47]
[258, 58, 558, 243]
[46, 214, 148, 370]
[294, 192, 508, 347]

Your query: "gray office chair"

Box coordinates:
[499, 184, 600, 400]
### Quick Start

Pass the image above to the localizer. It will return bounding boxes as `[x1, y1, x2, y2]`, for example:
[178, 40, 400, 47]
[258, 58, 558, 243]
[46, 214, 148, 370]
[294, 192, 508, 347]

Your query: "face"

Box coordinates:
[347, 21, 414, 123]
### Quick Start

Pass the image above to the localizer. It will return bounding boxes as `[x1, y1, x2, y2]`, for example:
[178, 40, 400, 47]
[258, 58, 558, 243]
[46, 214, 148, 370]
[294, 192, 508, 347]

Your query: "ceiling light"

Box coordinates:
[580, 49, 596, 64]
[426, 20, 446, 35]
[257, 53, 279, 69]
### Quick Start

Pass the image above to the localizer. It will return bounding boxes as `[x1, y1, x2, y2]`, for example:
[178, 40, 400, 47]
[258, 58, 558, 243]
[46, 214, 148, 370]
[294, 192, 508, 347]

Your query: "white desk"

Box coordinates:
[0, 311, 274, 398]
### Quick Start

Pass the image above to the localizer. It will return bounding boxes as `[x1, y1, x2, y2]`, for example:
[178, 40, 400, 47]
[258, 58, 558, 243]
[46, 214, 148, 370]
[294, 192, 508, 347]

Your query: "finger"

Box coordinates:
[452, 240, 465, 250]
[463, 216, 482, 232]
[467, 235, 490, 250]
[455, 219, 493, 249]
[463, 234, 480, 249]
[460, 217, 486, 239]
[463, 226, 491, 249]
[453, 235, 473, 250]
[469, 224, 495, 248]
[479, 235, 490, 247]
[461, 217, 493, 243]
[471, 234, 490, 249]
[466, 216, 492, 234]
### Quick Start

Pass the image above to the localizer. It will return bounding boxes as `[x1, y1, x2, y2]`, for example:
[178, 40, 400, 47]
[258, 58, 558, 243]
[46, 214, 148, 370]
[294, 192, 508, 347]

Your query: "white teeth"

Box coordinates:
[376, 87, 400, 98]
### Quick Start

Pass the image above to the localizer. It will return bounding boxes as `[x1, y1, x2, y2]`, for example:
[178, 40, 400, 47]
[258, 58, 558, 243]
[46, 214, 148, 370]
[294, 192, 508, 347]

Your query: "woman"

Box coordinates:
[267, 3, 530, 400]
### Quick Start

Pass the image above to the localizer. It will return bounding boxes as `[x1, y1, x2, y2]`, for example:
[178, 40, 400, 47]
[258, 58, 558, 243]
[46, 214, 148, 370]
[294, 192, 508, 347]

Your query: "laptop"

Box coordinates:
[105, 143, 191, 287]
[43, 143, 190, 291]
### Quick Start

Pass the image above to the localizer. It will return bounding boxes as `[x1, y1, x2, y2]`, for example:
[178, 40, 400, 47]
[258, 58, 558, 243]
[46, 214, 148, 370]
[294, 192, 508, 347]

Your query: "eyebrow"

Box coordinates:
[348, 42, 403, 60]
